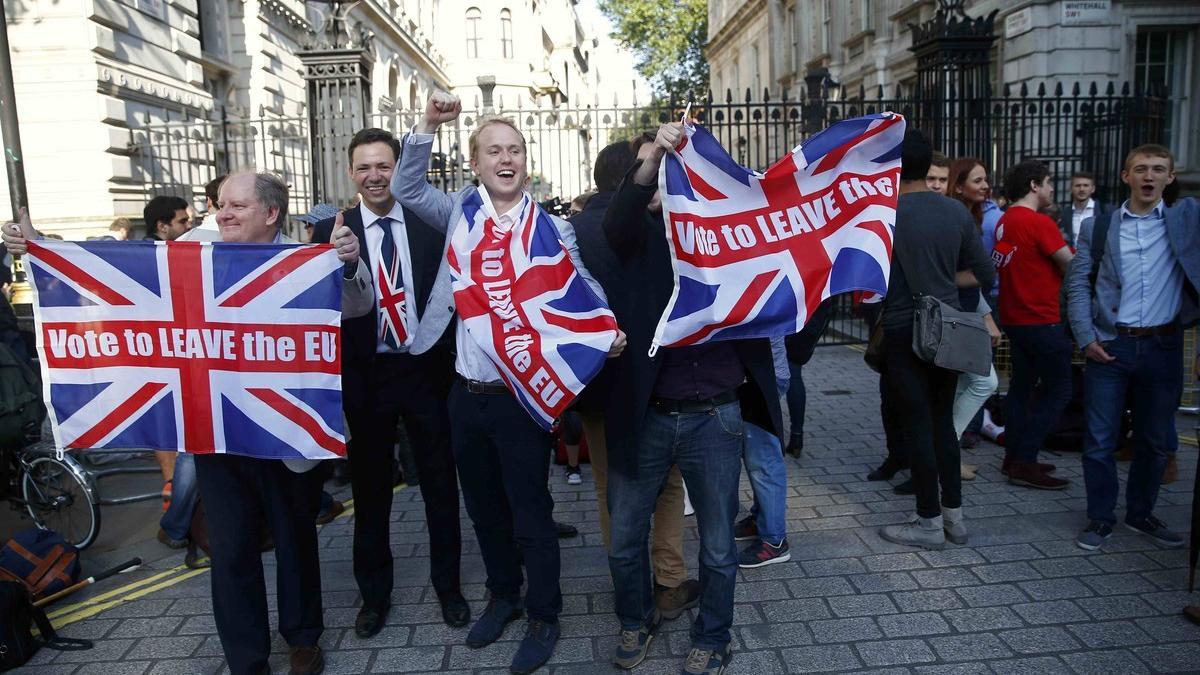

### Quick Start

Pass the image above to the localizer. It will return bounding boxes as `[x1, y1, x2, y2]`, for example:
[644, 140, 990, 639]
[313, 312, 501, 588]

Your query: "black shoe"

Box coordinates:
[466, 597, 523, 648]
[354, 605, 391, 639]
[785, 437, 803, 458]
[510, 619, 560, 674]
[439, 591, 471, 628]
[157, 528, 188, 549]
[893, 478, 914, 495]
[555, 521, 578, 538]
[868, 456, 907, 481]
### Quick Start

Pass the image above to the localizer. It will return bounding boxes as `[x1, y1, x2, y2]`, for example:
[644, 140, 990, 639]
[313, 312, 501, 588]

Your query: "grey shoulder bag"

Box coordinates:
[911, 295, 992, 376]
[892, 254, 992, 376]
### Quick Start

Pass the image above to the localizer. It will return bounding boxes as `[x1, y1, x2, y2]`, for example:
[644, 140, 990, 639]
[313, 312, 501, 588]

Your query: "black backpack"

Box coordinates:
[0, 579, 91, 671]
[0, 342, 43, 451]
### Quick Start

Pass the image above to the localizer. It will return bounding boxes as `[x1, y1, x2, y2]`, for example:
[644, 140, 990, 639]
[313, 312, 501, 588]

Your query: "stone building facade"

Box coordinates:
[707, 0, 1199, 173]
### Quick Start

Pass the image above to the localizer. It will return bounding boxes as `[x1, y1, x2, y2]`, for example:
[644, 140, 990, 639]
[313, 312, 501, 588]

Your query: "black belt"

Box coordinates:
[1116, 323, 1177, 337]
[650, 390, 738, 415]
[457, 376, 509, 395]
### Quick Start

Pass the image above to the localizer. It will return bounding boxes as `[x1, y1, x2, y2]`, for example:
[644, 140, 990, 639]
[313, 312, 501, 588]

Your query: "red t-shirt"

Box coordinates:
[994, 205, 1069, 325]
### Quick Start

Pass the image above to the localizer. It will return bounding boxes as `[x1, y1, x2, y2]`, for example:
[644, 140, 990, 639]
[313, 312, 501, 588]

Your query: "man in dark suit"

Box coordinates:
[1058, 170, 1112, 246]
[601, 124, 782, 674]
[312, 128, 468, 637]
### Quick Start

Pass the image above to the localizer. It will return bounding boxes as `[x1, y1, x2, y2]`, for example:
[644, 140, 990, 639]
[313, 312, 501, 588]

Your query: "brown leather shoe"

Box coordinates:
[1008, 463, 1069, 490]
[654, 579, 701, 620]
[1183, 605, 1200, 626]
[1162, 455, 1179, 484]
[315, 499, 345, 525]
[1000, 455, 1057, 476]
[289, 646, 324, 675]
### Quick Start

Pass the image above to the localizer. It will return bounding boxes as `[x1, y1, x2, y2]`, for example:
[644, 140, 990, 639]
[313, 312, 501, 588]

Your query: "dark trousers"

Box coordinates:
[883, 328, 960, 518]
[194, 455, 323, 675]
[1082, 331, 1183, 525]
[448, 380, 561, 622]
[784, 301, 832, 444]
[608, 401, 744, 650]
[344, 348, 460, 609]
[1003, 324, 1073, 463]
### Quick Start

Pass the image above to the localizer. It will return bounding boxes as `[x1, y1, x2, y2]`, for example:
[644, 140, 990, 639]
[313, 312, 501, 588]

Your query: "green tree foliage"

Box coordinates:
[597, 0, 709, 98]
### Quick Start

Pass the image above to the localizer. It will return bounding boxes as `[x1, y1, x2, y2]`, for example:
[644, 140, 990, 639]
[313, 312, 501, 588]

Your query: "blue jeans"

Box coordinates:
[160, 453, 198, 541]
[1082, 332, 1182, 526]
[743, 423, 786, 546]
[608, 401, 744, 650]
[1003, 324, 1073, 463]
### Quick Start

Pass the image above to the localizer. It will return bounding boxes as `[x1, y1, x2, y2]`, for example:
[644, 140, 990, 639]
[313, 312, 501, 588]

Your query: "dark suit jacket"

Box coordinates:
[1059, 201, 1113, 246]
[313, 204, 450, 408]
[600, 164, 783, 476]
[569, 191, 621, 412]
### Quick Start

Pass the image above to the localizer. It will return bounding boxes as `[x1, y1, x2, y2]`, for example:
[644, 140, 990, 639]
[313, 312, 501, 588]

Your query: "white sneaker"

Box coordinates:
[565, 466, 582, 485]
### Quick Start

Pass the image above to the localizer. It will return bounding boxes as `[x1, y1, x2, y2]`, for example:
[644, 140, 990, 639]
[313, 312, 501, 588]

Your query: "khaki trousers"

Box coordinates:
[580, 410, 686, 587]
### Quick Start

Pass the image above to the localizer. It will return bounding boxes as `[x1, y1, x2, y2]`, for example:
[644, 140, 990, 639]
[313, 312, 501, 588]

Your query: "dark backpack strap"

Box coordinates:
[29, 603, 93, 651]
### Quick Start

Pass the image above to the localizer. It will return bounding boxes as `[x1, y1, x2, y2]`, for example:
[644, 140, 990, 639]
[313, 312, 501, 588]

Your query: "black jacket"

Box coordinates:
[569, 190, 621, 413]
[312, 204, 449, 405]
[600, 164, 782, 475]
[1059, 201, 1113, 247]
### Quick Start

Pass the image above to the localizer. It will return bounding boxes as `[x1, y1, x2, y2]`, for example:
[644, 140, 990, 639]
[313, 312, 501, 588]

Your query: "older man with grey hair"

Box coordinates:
[4, 171, 372, 675]
[183, 171, 371, 675]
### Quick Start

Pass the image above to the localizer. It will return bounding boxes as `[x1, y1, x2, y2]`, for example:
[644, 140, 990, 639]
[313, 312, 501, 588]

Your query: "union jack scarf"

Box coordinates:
[447, 187, 619, 430]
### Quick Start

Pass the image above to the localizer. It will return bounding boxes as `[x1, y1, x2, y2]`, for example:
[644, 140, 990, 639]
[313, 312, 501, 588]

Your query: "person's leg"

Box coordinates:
[1081, 338, 1134, 527]
[1125, 332, 1183, 525]
[581, 411, 611, 547]
[396, 351, 462, 599]
[674, 401, 743, 651]
[608, 411, 675, 632]
[785, 359, 806, 451]
[561, 411, 583, 484]
[952, 367, 997, 439]
[345, 372, 402, 612]
[1003, 326, 1036, 461]
[1017, 326, 1074, 464]
[448, 384, 523, 604]
[194, 455, 271, 675]
[263, 463, 324, 649]
[649, 466, 688, 588]
[884, 329, 939, 518]
[490, 394, 561, 624]
[930, 366, 963, 510]
[159, 452, 198, 541]
[742, 423, 786, 546]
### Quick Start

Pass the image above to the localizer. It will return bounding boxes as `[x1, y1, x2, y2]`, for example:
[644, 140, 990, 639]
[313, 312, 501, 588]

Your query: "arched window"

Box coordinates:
[500, 9, 513, 59]
[465, 7, 481, 58]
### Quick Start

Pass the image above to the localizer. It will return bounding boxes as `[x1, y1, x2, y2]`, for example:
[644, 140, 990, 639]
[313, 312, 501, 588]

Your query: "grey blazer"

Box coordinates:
[1065, 197, 1200, 347]
[178, 226, 374, 471]
[389, 134, 607, 358]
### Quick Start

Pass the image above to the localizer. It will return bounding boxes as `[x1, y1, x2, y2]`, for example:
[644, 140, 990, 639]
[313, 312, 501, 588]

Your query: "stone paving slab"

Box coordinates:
[14, 346, 1200, 674]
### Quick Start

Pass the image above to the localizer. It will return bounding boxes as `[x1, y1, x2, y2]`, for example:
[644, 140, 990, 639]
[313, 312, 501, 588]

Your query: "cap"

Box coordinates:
[294, 203, 340, 225]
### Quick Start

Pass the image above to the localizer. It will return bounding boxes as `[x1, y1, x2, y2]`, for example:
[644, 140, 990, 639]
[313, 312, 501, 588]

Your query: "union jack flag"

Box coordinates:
[652, 113, 904, 349]
[25, 239, 348, 460]
[448, 189, 618, 430]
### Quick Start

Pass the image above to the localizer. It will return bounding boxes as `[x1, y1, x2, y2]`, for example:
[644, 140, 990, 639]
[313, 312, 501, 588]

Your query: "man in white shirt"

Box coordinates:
[391, 92, 624, 675]
[1059, 170, 1111, 246]
[311, 128, 469, 637]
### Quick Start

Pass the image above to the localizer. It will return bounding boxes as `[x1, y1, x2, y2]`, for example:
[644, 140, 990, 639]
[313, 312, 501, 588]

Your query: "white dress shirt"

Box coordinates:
[360, 201, 418, 352]
[453, 195, 529, 383]
[1071, 199, 1094, 246]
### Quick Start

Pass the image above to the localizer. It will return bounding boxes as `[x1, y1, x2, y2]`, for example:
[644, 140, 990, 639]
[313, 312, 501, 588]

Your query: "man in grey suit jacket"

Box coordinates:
[391, 91, 624, 675]
[1066, 145, 1200, 553]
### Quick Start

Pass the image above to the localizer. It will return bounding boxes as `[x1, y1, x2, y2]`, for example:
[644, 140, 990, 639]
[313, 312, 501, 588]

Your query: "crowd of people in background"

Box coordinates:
[3, 91, 1199, 675]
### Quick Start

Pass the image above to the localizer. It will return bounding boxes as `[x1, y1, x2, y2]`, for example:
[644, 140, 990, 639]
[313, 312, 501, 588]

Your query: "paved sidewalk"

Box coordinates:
[16, 346, 1200, 674]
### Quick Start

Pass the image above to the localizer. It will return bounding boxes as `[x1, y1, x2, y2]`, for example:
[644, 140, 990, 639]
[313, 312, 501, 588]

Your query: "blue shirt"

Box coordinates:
[1115, 200, 1183, 327]
[980, 200, 1002, 297]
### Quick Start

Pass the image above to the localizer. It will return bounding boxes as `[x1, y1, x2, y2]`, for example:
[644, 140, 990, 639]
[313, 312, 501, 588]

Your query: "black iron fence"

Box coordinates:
[126, 81, 1165, 342]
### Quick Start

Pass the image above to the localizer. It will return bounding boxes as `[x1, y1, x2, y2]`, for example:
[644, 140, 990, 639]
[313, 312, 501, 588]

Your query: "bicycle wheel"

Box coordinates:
[22, 456, 101, 549]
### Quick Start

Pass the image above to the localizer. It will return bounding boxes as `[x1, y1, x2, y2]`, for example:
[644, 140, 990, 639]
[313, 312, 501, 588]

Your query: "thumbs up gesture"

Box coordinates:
[2, 207, 37, 255]
[330, 211, 360, 264]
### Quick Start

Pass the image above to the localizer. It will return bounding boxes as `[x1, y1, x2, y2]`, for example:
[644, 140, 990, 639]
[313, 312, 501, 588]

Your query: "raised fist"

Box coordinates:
[421, 91, 462, 131]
